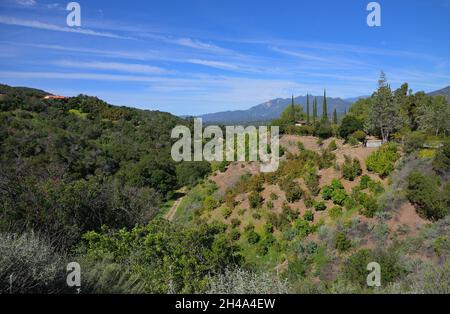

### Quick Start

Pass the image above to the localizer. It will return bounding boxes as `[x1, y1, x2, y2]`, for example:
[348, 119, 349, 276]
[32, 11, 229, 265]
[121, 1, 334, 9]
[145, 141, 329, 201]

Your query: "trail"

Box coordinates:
[165, 195, 184, 221]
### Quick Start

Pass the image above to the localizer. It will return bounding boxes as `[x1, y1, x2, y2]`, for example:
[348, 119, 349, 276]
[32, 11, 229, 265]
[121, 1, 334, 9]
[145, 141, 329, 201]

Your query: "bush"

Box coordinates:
[406, 171, 449, 220]
[331, 189, 348, 205]
[351, 130, 366, 142]
[342, 156, 362, 181]
[247, 230, 261, 244]
[334, 232, 351, 252]
[327, 140, 337, 151]
[0, 232, 67, 293]
[359, 175, 372, 189]
[403, 131, 426, 154]
[366, 143, 399, 177]
[314, 201, 327, 211]
[248, 191, 263, 208]
[230, 229, 240, 241]
[270, 192, 278, 200]
[263, 222, 274, 234]
[221, 207, 233, 219]
[321, 185, 334, 200]
[329, 206, 343, 220]
[433, 141, 450, 175]
[358, 193, 379, 218]
[266, 200, 274, 210]
[339, 115, 364, 139]
[230, 218, 241, 228]
[303, 210, 314, 222]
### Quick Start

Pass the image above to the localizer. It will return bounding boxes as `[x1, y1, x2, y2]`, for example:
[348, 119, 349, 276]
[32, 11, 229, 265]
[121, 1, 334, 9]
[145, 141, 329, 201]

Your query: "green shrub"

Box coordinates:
[347, 136, 359, 146]
[221, 207, 233, 219]
[230, 229, 240, 241]
[270, 192, 278, 200]
[247, 230, 261, 244]
[328, 140, 337, 151]
[342, 155, 362, 181]
[351, 130, 366, 142]
[263, 222, 274, 234]
[266, 200, 274, 210]
[406, 171, 449, 220]
[359, 175, 372, 189]
[332, 188, 348, 205]
[248, 191, 263, 208]
[303, 210, 314, 222]
[230, 218, 241, 228]
[366, 143, 399, 177]
[334, 232, 351, 252]
[329, 206, 343, 220]
[321, 185, 334, 200]
[433, 140, 450, 175]
[339, 115, 364, 139]
[314, 201, 327, 211]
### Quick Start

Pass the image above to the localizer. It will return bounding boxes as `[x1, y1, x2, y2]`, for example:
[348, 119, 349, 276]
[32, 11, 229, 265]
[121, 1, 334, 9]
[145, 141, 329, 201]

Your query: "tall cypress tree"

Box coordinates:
[333, 108, 338, 124]
[291, 95, 295, 124]
[312, 97, 317, 124]
[322, 89, 328, 122]
[306, 94, 310, 124]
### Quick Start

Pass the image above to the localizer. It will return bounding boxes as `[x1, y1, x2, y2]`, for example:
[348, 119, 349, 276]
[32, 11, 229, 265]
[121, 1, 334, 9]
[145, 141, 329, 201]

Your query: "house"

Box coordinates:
[43, 95, 66, 100]
[365, 136, 383, 148]
[295, 120, 307, 127]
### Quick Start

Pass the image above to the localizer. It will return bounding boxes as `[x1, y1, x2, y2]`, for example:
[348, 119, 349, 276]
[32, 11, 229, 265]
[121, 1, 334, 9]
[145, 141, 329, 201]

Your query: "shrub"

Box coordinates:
[247, 230, 260, 244]
[433, 140, 450, 175]
[266, 200, 274, 210]
[256, 244, 269, 256]
[358, 193, 379, 218]
[331, 189, 348, 205]
[252, 212, 261, 220]
[248, 191, 263, 208]
[0, 232, 67, 293]
[303, 210, 314, 222]
[347, 136, 359, 146]
[263, 222, 274, 234]
[366, 143, 399, 177]
[359, 175, 372, 189]
[351, 130, 366, 142]
[321, 185, 334, 200]
[327, 140, 337, 151]
[406, 171, 449, 220]
[221, 207, 233, 219]
[342, 155, 362, 181]
[230, 229, 240, 241]
[334, 232, 351, 252]
[293, 219, 314, 238]
[329, 206, 343, 220]
[230, 218, 241, 228]
[403, 131, 426, 154]
[203, 196, 219, 211]
[270, 192, 278, 200]
[284, 184, 303, 203]
[314, 201, 327, 211]
[339, 115, 364, 139]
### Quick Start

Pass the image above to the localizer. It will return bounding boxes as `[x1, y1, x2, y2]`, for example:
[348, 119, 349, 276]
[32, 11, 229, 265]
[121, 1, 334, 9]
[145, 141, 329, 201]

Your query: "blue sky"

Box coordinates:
[0, 0, 449, 115]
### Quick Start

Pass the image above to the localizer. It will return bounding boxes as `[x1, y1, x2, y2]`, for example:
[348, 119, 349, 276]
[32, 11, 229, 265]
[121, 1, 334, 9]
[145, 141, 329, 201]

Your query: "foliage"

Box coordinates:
[406, 171, 449, 220]
[79, 219, 241, 293]
[334, 232, 351, 252]
[339, 115, 364, 139]
[303, 210, 314, 222]
[342, 155, 362, 181]
[249, 191, 263, 208]
[366, 143, 399, 177]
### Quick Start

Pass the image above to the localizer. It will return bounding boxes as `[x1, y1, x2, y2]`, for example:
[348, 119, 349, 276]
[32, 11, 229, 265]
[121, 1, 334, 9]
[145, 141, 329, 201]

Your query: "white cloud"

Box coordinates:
[54, 60, 171, 75]
[14, 0, 36, 6]
[0, 16, 130, 39]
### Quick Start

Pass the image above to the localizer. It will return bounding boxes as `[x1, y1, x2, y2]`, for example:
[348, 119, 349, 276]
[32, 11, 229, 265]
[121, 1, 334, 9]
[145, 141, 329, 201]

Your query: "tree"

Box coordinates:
[290, 95, 296, 124]
[312, 97, 317, 124]
[333, 108, 338, 124]
[366, 72, 401, 142]
[339, 115, 364, 139]
[416, 95, 450, 136]
[306, 94, 310, 124]
[322, 89, 328, 122]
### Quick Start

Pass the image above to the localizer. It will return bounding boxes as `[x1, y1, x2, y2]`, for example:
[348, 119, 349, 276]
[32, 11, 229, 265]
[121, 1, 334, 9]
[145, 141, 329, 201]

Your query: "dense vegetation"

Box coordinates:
[1, 73, 449, 294]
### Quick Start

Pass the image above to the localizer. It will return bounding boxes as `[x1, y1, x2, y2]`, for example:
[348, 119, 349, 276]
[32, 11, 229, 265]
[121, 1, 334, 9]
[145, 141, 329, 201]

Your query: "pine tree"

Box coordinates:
[333, 108, 338, 124]
[306, 94, 310, 124]
[322, 89, 328, 122]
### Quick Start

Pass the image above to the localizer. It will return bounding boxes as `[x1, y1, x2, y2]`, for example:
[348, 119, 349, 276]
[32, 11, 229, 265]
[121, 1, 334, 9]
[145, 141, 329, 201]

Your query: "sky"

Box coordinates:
[0, 0, 449, 116]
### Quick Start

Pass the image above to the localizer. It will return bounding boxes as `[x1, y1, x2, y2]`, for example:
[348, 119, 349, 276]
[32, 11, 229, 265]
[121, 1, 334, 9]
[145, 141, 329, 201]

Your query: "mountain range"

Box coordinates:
[197, 86, 450, 124]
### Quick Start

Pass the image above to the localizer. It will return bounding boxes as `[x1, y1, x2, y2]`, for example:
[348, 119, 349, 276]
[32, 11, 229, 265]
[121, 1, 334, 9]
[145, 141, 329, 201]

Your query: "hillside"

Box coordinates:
[427, 85, 450, 101]
[198, 95, 352, 123]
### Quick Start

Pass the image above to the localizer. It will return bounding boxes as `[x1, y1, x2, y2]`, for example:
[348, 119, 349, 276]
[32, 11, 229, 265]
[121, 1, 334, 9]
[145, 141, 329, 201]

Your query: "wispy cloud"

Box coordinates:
[54, 60, 171, 75]
[13, 0, 36, 6]
[0, 16, 130, 39]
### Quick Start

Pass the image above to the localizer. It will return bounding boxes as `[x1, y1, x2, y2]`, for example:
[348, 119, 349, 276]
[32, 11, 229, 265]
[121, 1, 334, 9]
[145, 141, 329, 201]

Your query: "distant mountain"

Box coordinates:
[344, 95, 370, 103]
[198, 95, 352, 124]
[427, 86, 450, 101]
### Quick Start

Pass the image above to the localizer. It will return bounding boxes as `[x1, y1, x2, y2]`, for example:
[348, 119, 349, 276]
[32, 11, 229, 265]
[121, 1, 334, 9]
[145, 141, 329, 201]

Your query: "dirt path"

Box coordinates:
[165, 195, 184, 221]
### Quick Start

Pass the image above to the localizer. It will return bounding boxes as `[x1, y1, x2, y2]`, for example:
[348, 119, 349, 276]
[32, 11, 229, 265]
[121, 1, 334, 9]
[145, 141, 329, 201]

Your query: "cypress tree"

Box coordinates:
[322, 89, 328, 122]
[291, 95, 295, 124]
[333, 108, 338, 124]
[306, 94, 310, 124]
[312, 97, 317, 124]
